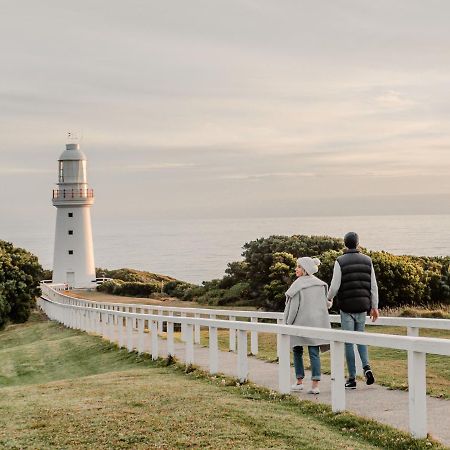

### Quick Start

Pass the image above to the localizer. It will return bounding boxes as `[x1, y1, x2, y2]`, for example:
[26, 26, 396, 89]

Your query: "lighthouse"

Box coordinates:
[52, 142, 96, 288]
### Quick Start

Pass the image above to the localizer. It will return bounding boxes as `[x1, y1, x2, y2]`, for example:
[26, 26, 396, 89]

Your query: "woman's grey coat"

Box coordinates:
[283, 275, 331, 347]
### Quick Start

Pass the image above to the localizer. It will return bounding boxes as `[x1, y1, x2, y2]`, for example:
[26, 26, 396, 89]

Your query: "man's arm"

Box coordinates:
[327, 261, 341, 301]
[370, 263, 379, 322]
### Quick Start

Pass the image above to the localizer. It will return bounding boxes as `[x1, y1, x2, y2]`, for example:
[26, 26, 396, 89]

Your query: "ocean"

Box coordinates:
[2, 214, 450, 284]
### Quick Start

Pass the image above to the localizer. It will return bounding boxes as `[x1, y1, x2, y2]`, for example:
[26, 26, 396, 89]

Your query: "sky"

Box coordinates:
[1, 0, 450, 224]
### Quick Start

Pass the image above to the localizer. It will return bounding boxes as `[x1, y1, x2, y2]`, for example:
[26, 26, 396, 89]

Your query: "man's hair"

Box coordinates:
[344, 232, 359, 249]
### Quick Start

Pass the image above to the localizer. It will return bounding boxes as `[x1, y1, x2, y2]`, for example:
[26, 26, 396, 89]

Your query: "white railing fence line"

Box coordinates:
[38, 284, 450, 440]
[40, 283, 450, 376]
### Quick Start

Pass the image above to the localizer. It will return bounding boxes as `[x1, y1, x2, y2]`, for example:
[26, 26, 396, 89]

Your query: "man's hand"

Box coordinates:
[370, 308, 379, 322]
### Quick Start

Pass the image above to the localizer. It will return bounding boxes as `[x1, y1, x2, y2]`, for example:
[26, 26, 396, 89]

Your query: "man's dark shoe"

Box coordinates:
[364, 366, 375, 385]
[345, 379, 356, 389]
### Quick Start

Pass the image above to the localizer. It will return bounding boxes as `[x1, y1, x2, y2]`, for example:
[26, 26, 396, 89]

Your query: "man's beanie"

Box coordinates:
[344, 232, 359, 249]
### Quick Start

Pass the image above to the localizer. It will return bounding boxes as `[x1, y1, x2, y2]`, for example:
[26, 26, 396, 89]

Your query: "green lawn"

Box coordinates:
[0, 311, 443, 449]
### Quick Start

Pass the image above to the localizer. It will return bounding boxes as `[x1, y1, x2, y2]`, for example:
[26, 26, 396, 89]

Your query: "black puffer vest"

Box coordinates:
[337, 249, 372, 313]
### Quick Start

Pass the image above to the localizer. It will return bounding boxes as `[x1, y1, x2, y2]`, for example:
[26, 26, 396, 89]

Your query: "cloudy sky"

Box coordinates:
[1, 0, 450, 223]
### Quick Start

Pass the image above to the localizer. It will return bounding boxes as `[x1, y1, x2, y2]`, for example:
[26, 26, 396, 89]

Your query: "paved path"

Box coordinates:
[116, 329, 449, 446]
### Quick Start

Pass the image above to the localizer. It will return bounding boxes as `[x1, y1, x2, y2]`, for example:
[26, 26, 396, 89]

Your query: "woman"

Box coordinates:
[283, 256, 332, 394]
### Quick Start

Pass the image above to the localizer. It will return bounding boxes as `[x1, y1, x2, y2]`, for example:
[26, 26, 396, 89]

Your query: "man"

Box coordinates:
[327, 232, 379, 389]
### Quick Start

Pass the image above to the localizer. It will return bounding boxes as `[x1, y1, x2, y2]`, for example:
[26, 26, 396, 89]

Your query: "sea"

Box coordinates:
[2, 214, 450, 285]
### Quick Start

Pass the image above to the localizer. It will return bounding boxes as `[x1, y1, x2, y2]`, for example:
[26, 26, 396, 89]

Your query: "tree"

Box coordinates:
[0, 240, 43, 329]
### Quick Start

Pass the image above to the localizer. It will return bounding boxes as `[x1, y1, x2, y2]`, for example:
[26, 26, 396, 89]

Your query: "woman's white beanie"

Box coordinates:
[297, 257, 321, 275]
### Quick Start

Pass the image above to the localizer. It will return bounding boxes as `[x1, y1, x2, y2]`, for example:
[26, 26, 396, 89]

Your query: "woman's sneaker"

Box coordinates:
[291, 383, 304, 391]
[364, 366, 375, 385]
[307, 387, 320, 394]
[345, 378, 357, 389]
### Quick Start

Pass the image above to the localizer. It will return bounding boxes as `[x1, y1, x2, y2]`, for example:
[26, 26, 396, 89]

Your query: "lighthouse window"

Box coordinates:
[68, 250, 73, 255]
[68, 230, 73, 235]
[68, 212, 73, 218]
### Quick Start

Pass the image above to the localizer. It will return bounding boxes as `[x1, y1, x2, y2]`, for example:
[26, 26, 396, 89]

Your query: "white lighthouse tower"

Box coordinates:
[52, 142, 96, 288]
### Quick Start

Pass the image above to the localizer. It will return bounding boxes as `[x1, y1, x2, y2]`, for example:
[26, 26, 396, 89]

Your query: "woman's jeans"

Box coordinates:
[340, 311, 370, 379]
[293, 345, 321, 381]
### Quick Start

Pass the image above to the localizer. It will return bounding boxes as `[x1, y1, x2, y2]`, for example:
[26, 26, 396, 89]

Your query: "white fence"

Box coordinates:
[39, 283, 450, 440]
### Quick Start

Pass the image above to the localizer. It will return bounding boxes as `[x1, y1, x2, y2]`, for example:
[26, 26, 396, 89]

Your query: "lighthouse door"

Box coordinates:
[66, 272, 75, 288]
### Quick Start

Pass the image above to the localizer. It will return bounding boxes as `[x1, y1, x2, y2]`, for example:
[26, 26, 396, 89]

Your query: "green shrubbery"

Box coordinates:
[96, 269, 197, 299]
[95, 236, 450, 311]
[96, 267, 176, 284]
[193, 235, 450, 311]
[0, 240, 43, 329]
[97, 279, 160, 297]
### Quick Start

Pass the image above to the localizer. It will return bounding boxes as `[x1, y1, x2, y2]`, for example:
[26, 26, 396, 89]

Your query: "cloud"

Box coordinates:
[0, 167, 53, 175]
[219, 172, 316, 180]
[121, 163, 196, 172]
[373, 90, 416, 111]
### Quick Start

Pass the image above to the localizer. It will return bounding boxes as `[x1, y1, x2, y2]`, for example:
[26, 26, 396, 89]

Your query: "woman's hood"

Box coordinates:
[285, 275, 328, 298]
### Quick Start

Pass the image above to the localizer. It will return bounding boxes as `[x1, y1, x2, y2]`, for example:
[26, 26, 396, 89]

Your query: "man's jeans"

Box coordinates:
[340, 311, 370, 379]
[293, 345, 321, 381]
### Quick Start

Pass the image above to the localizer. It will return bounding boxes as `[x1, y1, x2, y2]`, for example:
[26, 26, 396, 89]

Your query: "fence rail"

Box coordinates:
[39, 283, 450, 440]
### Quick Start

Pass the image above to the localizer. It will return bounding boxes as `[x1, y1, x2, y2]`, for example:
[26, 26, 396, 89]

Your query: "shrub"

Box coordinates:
[162, 280, 196, 299]
[199, 235, 450, 311]
[96, 267, 176, 284]
[0, 240, 43, 329]
[220, 282, 251, 306]
[97, 280, 159, 297]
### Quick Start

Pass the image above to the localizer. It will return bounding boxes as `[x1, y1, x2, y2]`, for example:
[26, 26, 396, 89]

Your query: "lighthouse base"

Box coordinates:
[52, 206, 96, 289]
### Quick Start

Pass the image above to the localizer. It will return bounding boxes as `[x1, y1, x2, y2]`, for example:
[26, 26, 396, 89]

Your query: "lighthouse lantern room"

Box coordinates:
[52, 143, 96, 288]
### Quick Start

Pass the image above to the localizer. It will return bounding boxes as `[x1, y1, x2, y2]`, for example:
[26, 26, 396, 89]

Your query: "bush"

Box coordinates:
[96, 237, 450, 311]
[96, 267, 176, 284]
[162, 280, 196, 299]
[97, 280, 159, 297]
[199, 235, 450, 311]
[0, 240, 43, 329]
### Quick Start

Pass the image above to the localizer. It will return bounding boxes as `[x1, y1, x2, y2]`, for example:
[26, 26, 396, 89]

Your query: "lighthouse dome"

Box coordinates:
[58, 143, 87, 161]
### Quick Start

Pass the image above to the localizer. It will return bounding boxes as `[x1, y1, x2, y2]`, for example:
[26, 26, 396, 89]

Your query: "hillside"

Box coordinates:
[0, 311, 441, 449]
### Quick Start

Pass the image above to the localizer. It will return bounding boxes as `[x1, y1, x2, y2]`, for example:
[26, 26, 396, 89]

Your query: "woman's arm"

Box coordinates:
[283, 296, 291, 324]
[285, 292, 301, 325]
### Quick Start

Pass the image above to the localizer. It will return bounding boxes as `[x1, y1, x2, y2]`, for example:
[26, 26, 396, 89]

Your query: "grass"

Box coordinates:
[0, 311, 445, 450]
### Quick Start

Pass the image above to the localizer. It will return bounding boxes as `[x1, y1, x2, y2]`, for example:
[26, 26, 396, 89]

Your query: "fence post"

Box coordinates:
[276, 318, 283, 360]
[181, 312, 187, 341]
[278, 333, 290, 394]
[126, 317, 133, 352]
[89, 310, 95, 333]
[237, 330, 248, 383]
[167, 321, 175, 356]
[185, 323, 194, 365]
[229, 316, 236, 352]
[331, 341, 346, 412]
[250, 317, 258, 355]
[107, 313, 113, 341]
[209, 326, 219, 374]
[95, 311, 101, 335]
[194, 314, 201, 344]
[102, 312, 108, 338]
[158, 310, 163, 333]
[408, 350, 427, 438]
[118, 315, 124, 347]
[138, 318, 145, 354]
[151, 320, 159, 360]
[82, 309, 87, 331]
